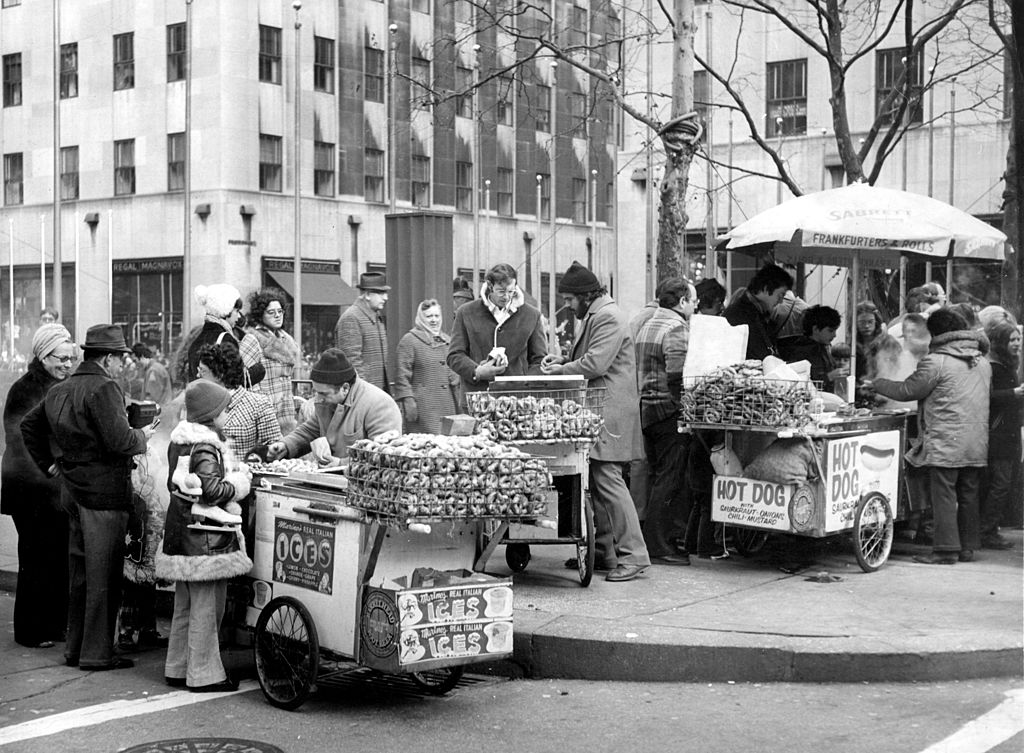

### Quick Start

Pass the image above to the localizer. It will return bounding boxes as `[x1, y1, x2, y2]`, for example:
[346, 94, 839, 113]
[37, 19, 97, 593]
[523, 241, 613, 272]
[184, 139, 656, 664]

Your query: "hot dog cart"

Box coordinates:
[240, 431, 546, 709]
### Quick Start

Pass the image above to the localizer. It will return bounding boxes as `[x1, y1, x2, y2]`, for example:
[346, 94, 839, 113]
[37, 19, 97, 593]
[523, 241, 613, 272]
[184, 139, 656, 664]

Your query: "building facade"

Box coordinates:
[0, 0, 619, 356]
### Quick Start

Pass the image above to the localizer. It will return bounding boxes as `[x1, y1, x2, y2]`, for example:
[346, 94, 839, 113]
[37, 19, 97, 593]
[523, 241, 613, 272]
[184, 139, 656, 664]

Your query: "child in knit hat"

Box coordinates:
[156, 379, 252, 692]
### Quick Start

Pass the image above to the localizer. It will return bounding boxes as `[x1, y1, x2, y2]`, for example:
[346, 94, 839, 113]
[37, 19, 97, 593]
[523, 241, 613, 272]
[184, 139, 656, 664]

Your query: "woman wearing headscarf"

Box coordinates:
[395, 299, 460, 434]
[186, 284, 265, 389]
[1, 323, 75, 648]
[245, 287, 301, 432]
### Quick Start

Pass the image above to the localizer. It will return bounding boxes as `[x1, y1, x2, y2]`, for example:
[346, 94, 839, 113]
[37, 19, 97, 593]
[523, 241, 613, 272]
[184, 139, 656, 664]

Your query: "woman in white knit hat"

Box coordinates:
[185, 284, 265, 390]
[1, 323, 75, 648]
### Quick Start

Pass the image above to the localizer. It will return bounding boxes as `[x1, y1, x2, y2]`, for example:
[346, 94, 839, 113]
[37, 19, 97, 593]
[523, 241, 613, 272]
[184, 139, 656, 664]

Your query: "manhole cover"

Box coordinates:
[121, 740, 285, 753]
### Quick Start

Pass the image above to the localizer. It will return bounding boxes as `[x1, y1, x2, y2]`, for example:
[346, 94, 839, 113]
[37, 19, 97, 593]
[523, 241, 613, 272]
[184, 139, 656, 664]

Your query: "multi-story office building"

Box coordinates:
[0, 0, 619, 357]
[616, 0, 1011, 315]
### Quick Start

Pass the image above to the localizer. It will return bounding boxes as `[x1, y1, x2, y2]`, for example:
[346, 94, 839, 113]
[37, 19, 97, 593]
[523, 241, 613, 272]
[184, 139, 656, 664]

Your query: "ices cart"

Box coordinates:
[467, 375, 604, 586]
[243, 433, 545, 709]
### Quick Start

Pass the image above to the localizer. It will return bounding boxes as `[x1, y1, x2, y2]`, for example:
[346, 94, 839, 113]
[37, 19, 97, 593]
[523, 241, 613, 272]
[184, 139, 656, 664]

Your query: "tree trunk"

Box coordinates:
[1004, 0, 1024, 320]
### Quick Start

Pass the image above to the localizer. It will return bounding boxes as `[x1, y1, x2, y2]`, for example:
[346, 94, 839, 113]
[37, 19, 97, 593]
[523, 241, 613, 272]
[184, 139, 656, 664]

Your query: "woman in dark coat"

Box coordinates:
[185, 284, 265, 388]
[395, 299, 459, 433]
[1, 324, 75, 648]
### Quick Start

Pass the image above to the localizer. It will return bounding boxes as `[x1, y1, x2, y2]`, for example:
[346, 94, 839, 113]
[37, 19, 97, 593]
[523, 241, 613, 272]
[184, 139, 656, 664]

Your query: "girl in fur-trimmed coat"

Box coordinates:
[156, 379, 252, 692]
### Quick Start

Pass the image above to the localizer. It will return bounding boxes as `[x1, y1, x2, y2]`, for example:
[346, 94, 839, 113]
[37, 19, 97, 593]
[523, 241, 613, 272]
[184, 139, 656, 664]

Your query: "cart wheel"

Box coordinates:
[853, 491, 894, 572]
[575, 493, 596, 587]
[409, 665, 464, 695]
[505, 543, 531, 572]
[253, 596, 319, 710]
[731, 527, 770, 557]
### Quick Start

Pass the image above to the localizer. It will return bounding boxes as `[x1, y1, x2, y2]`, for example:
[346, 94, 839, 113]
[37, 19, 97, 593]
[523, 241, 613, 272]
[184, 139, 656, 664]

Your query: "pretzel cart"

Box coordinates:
[466, 375, 604, 586]
[242, 432, 549, 710]
[682, 365, 908, 572]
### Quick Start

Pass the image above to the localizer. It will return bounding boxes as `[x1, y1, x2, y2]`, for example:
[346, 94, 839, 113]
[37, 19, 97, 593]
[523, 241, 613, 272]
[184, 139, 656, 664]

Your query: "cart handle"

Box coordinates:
[293, 504, 364, 523]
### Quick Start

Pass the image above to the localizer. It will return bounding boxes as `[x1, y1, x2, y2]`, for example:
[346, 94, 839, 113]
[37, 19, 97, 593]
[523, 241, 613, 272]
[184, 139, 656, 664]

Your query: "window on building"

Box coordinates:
[60, 146, 79, 201]
[411, 155, 431, 207]
[535, 84, 550, 131]
[496, 75, 513, 125]
[827, 165, 845, 188]
[411, 57, 431, 108]
[572, 178, 586, 223]
[569, 5, 587, 46]
[167, 23, 186, 82]
[364, 47, 384, 103]
[456, 66, 473, 118]
[364, 148, 384, 202]
[766, 59, 807, 136]
[455, 161, 472, 212]
[569, 92, 587, 137]
[113, 32, 134, 90]
[496, 167, 513, 216]
[530, 0, 552, 36]
[3, 53, 21, 107]
[412, 0, 430, 13]
[259, 134, 282, 192]
[114, 139, 135, 196]
[259, 25, 282, 84]
[313, 36, 335, 93]
[60, 43, 78, 99]
[4, 152, 22, 205]
[168, 132, 185, 192]
[693, 69, 709, 126]
[537, 172, 550, 220]
[875, 48, 923, 125]
[2, 1, 22, 7]
[605, 182, 614, 224]
[314, 141, 335, 197]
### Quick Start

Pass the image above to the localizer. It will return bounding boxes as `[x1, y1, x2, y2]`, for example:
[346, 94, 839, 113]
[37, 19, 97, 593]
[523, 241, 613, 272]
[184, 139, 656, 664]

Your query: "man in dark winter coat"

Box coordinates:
[22, 324, 156, 670]
[723, 264, 794, 360]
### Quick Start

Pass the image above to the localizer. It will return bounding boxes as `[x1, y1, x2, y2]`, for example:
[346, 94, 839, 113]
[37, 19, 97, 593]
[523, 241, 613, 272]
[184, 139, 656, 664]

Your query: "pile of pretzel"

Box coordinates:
[681, 362, 815, 428]
[466, 392, 603, 442]
[345, 433, 552, 521]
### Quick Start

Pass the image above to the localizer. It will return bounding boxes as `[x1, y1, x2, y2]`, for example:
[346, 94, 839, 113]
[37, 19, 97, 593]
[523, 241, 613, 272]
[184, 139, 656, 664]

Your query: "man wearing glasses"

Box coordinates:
[447, 263, 548, 407]
[22, 324, 157, 671]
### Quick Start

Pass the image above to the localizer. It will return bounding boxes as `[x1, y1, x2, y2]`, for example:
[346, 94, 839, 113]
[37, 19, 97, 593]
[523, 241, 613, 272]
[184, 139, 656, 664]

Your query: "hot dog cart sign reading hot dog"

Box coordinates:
[824, 430, 900, 532]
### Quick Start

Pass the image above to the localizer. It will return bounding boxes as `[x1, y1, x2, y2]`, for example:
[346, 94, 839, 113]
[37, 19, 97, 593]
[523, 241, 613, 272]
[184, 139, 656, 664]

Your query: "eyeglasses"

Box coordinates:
[46, 354, 73, 364]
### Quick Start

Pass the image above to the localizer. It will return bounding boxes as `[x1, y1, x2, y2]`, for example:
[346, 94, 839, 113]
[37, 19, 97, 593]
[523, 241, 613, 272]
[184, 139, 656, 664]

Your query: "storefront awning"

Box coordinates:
[267, 272, 358, 308]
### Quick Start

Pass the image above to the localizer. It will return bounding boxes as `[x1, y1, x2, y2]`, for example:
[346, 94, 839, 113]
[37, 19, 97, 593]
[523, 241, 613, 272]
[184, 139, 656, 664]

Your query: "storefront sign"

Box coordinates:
[711, 476, 794, 531]
[272, 518, 336, 594]
[824, 430, 900, 532]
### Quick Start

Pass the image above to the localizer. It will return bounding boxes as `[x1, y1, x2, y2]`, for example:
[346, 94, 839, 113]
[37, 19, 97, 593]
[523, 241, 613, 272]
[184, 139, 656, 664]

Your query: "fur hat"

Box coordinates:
[557, 261, 601, 294]
[31, 323, 72, 360]
[310, 348, 356, 385]
[195, 284, 242, 318]
[185, 379, 232, 424]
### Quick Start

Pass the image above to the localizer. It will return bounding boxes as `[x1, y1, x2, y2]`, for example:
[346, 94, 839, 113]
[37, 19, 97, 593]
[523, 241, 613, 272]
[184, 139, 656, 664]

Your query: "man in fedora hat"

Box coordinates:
[335, 272, 391, 393]
[22, 323, 157, 671]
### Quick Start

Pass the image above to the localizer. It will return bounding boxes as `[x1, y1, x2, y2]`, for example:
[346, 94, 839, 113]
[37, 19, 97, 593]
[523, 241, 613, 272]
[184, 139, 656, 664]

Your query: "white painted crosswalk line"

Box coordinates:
[0, 680, 258, 747]
[918, 688, 1024, 753]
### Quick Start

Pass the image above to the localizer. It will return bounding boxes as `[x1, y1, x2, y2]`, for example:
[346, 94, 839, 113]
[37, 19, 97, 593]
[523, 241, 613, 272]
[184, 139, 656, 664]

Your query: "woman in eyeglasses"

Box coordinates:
[1, 323, 76, 648]
[245, 288, 301, 432]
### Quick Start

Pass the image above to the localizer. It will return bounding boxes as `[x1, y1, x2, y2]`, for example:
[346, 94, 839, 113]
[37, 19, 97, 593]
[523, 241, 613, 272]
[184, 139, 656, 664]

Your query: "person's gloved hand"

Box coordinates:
[402, 398, 419, 423]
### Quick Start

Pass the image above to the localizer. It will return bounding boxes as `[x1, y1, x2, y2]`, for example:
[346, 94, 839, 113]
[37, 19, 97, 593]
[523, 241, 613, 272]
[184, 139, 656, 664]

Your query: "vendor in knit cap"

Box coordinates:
[542, 262, 651, 583]
[266, 347, 402, 465]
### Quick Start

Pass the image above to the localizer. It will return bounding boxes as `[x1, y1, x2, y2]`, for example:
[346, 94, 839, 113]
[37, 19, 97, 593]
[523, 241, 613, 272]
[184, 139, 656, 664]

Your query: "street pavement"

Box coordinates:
[1, 522, 1020, 685]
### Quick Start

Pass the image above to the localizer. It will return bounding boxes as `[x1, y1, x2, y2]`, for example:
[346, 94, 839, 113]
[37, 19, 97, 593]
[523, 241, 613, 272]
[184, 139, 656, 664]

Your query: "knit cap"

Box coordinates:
[195, 284, 242, 318]
[557, 261, 601, 294]
[310, 348, 356, 385]
[31, 323, 72, 360]
[185, 379, 232, 424]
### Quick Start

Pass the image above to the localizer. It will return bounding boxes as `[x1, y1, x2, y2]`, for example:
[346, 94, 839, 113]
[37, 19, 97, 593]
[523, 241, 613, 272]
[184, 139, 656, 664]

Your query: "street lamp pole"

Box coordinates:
[184, 0, 193, 333]
[292, 0, 302, 345]
[52, 0, 62, 324]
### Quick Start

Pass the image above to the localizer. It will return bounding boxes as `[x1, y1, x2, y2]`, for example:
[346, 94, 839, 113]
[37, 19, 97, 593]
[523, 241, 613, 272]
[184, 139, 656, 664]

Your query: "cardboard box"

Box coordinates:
[441, 414, 477, 436]
[359, 573, 513, 673]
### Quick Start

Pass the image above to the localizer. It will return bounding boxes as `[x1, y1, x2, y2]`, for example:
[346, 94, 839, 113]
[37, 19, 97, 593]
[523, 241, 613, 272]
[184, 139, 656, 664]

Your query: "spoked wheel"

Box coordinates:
[853, 492, 894, 572]
[504, 543, 531, 572]
[731, 526, 770, 557]
[409, 665, 464, 695]
[254, 596, 319, 710]
[575, 493, 596, 587]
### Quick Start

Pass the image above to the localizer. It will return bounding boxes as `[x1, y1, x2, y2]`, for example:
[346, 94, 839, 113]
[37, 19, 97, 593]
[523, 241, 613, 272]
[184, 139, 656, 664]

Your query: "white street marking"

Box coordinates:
[0, 680, 258, 747]
[919, 688, 1024, 753]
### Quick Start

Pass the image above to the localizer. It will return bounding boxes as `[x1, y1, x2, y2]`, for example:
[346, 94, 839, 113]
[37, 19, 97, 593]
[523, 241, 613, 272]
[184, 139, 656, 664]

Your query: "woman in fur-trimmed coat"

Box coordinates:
[156, 379, 252, 692]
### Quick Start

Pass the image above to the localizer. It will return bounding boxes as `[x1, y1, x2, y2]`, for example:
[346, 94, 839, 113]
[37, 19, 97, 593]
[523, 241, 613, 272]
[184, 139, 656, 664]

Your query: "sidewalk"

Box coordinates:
[1, 518, 1021, 684]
